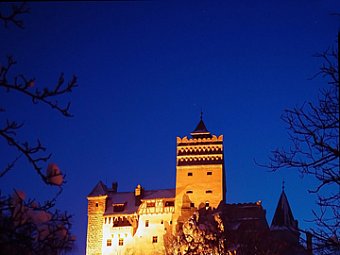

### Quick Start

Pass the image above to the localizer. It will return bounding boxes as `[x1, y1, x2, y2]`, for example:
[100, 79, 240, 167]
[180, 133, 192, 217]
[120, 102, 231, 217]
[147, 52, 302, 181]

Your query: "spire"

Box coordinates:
[190, 112, 212, 138]
[271, 189, 298, 231]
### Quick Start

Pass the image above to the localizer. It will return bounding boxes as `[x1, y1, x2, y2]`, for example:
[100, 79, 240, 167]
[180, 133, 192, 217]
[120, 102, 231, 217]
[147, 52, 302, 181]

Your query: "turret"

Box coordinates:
[86, 181, 108, 255]
[270, 187, 300, 245]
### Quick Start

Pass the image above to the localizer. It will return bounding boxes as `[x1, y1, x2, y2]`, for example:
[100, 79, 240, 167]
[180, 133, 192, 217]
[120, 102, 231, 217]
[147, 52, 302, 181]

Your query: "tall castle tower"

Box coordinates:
[174, 116, 226, 226]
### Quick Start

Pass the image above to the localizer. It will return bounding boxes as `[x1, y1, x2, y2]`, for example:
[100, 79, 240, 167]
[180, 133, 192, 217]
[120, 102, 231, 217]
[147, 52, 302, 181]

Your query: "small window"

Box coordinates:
[207, 171, 212, 175]
[95, 202, 99, 207]
[190, 202, 195, 208]
[165, 201, 174, 207]
[118, 238, 124, 246]
[113, 204, 125, 212]
[145, 220, 149, 227]
[105, 218, 107, 224]
[147, 202, 155, 207]
[187, 172, 193, 176]
[161, 220, 164, 224]
[107, 239, 112, 246]
[186, 190, 193, 194]
[205, 201, 210, 208]
[108, 217, 111, 224]
[206, 190, 212, 194]
[170, 220, 172, 225]
[152, 236, 158, 243]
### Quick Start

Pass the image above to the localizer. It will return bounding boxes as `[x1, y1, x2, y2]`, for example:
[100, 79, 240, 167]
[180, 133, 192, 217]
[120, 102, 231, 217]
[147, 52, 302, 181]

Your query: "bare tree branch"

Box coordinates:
[0, 154, 22, 178]
[1, 56, 78, 118]
[0, 3, 76, 253]
[259, 40, 340, 254]
[0, 2, 29, 29]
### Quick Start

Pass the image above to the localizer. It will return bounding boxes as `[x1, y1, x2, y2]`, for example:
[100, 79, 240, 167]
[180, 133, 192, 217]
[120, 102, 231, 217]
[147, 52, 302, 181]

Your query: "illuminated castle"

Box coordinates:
[86, 118, 308, 255]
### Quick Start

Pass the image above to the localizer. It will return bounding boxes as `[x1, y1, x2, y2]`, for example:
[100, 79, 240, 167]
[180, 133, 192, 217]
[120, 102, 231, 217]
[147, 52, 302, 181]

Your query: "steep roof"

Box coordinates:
[190, 116, 212, 138]
[88, 181, 108, 197]
[271, 190, 298, 231]
[104, 188, 175, 216]
[142, 188, 176, 200]
[221, 202, 269, 232]
[105, 192, 137, 215]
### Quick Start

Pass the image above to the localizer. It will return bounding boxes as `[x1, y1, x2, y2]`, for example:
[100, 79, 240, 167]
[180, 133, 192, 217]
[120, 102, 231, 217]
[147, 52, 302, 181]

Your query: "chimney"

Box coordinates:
[112, 182, 118, 193]
[306, 232, 313, 255]
[135, 184, 143, 206]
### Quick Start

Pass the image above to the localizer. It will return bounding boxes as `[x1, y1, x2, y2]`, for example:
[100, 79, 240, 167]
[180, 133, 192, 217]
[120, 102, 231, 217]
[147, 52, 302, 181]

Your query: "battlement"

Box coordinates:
[176, 135, 223, 144]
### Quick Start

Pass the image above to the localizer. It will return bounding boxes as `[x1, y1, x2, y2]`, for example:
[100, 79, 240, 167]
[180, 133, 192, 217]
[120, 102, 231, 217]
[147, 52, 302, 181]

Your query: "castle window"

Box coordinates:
[118, 238, 124, 246]
[152, 236, 158, 243]
[161, 220, 164, 224]
[147, 202, 155, 207]
[207, 171, 212, 175]
[205, 201, 210, 208]
[186, 190, 193, 194]
[108, 217, 111, 224]
[165, 201, 174, 207]
[113, 203, 125, 212]
[105, 217, 107, 224]
[187, 172, 193, 176]
[145, 220, 149, 227]
[106, 239, 112, 246]
[95, 202, 99, 207]
[170, 220, 172, 224]
[206, 190, 213, 194]
[190, 202, 195, 208]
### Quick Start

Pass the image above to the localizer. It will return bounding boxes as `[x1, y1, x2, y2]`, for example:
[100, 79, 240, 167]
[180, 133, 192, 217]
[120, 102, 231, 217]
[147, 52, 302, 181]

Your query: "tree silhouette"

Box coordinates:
[164, 208, 227, 255]
[265, 36, 339, 254]
[0, 3, 77, 254]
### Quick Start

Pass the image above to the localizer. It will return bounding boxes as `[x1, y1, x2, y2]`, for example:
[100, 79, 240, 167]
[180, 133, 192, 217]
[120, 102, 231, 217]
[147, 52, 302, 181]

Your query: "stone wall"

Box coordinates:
[86, 195, 107, 255]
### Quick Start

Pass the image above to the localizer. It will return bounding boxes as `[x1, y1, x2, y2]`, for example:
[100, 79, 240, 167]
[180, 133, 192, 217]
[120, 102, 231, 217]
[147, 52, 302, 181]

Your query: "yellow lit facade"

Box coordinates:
[86, 118, 226, 255]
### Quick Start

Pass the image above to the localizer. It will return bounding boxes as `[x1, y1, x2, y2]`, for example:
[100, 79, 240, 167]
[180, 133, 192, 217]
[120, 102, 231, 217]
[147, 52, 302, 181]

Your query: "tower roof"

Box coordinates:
[88, 181, 108, 197]
[190, 114, 212, 138]
[271, 190, 298, 231]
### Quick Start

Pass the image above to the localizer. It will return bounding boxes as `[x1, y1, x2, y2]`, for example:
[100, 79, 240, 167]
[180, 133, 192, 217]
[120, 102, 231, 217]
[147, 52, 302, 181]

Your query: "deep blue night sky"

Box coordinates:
[1, 1, 339, 254]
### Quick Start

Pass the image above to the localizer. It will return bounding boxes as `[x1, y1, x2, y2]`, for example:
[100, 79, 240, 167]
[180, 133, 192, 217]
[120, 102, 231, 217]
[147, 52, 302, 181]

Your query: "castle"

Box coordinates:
[86, 118, 309, 255]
